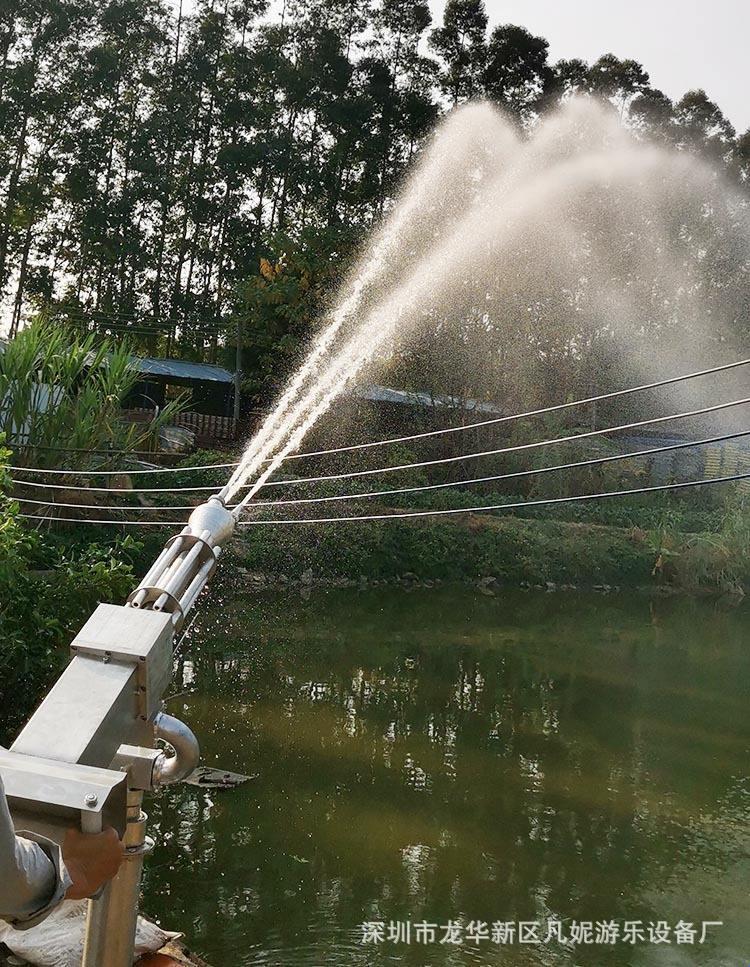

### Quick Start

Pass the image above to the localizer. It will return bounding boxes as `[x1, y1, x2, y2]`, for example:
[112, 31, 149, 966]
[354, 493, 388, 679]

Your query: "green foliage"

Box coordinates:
[133, 448, 234, 504]
[230, 468, 743, 593]
[483, 24, 552, 121]
[1, 0, 746, 385]
[429, 0, 488, 104]
[231, 228, 355, 400]
[232, 512, 654, 588]
[0, 320, 186, 468]
[668, 502, 750, 594]
[0, 443, 142, 738]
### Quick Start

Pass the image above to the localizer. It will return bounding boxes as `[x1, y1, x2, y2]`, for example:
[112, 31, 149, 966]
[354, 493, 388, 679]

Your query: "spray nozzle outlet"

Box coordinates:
[186, 495, 235, 548]
[126, 494, 236, 628]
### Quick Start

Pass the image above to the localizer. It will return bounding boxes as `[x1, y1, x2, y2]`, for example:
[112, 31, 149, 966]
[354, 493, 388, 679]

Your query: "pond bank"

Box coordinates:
[228, 510, 749, 596]
[2, 501, 746, 744]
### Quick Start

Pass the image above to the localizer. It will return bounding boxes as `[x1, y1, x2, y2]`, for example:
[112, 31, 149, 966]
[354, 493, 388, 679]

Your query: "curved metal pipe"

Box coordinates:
[152, 713, 200, 786]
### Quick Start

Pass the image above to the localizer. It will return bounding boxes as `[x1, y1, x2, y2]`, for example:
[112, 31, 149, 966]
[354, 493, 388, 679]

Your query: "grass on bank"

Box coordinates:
[230, 498, 750, 595]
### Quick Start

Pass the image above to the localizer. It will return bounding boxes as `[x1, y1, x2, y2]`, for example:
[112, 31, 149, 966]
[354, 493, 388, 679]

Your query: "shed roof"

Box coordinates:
[352, 383, 507, 415]
[132, 356, 234, 384]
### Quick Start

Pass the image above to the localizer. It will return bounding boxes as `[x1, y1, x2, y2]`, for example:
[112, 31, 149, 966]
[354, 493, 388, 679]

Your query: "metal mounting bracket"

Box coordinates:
[68, 603, 174, 720]
[0, 747, 128, 841]
[110, 744, 162, 792]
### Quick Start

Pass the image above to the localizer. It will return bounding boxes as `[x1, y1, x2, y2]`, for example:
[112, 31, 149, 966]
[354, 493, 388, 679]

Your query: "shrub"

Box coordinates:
[0, 320, 185, 470]
[0, 440, 142, 738]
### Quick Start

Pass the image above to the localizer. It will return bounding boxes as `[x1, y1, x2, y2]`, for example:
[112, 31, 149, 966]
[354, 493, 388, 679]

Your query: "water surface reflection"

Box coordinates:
[142, 589, 750, 965]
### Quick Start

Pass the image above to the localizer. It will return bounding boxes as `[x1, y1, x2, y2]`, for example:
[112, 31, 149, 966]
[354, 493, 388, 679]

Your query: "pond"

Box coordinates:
[142, 587, 750, 966]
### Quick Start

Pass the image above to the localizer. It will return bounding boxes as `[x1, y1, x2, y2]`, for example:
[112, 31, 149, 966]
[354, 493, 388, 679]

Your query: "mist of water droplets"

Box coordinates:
[223, 98, 750, 510]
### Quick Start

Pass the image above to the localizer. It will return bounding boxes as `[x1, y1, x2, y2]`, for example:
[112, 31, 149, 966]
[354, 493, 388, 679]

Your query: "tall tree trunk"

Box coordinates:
[116, 93, 138, 310]
[10, 219, 33, 333]
[94, 77, 123, 309]
[0, 11, 44, 291]
[152, 0, 185, 326]
[183, 0, 228, 325]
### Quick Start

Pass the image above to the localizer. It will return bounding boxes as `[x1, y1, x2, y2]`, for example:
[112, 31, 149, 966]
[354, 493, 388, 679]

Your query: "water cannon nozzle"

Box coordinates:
[186, 496, 235, 550]
[127, 492, 236, 626]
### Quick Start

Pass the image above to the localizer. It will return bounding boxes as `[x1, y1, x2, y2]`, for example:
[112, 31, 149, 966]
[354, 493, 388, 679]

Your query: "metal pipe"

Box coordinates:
[153, 592, 170, 612]
[179, 555, 217, 618]
[134, 537, 184, 598]
[83, 788, 151, 967]
[161, 539, 205, 602]
[152, 713, 200, 785]
[126, 497, 235, 622]
[78, 499, 230, 961]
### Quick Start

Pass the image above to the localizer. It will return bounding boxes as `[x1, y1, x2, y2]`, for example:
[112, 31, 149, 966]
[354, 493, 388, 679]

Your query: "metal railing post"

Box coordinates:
[83, 788, 151, 967]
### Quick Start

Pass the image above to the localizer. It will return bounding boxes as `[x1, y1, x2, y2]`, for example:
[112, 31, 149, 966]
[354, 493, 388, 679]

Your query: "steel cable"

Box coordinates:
[11, 395, 750, 498]
[11, 427, 748, 511]
[16, 470, 750, 526]
[8, 355, 750, 477]
[235, 394, 750, 498]
[239, 471, 750, 526]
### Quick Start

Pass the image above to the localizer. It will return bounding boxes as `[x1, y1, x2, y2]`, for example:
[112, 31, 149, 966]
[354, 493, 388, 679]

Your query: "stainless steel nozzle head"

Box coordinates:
[186, 496, 235, 549]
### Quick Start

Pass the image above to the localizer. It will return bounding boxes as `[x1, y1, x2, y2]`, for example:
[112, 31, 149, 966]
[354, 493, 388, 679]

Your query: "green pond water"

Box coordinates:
[141, 588, 750, 966]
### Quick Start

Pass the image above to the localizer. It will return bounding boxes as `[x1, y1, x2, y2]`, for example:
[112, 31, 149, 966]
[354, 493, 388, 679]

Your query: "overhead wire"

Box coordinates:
[239, 471, 750, 525]
[11, 443, 159, 455]
[11, 426, 749, 510]
[14, 497, 206, 511]
[7, 355, 750, 477]
[94, 322, 228, 335]
[51, 303, 229, 330]
[8, 459, 237, 475]
[265, 354, 750, 460]
[238, 394, 750, 495]
[10, 395, 750, 497]
[18, 514, 184, 526]
[25, 305, 227, 342]
[51, 307, 152, 325]
[9, 477, 222, 493]
[17, 470, 750, 527]
[242, 427, 750, 507]
[9, 477, 221, 493]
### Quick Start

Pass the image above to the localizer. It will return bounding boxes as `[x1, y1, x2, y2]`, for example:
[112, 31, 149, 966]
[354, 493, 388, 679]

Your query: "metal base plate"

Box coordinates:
[183, 766, 254, 789]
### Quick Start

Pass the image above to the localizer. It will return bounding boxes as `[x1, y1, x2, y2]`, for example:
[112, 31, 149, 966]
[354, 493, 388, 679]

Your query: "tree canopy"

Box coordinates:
[0, 0, 747, 403]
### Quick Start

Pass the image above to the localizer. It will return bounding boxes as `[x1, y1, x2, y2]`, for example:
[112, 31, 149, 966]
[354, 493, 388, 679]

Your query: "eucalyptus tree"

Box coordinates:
[37, 0, 175, 346]
[587, 53, 650, 117]
[628, 88, 674, 142]
[0, 0, 96, 331]
[1, 0, 747, 406]
[428, 0, 488, 105]
[737, 130, 750, 184]
[673, 89, 736, 165]
[482, 24, 552, 124]
[370, 0, 437, 213]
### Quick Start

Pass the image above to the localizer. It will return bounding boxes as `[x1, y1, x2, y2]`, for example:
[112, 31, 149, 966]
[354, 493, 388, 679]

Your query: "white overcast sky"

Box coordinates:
[427, 0, 750, 133]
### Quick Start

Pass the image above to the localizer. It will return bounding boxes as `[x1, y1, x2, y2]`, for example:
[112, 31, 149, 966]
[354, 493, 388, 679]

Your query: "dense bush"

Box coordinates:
[0, 441, 145, 738]
[0, 321, 185, 470]
[232, 513, 655, 587]
[232, 486, 750, 594]
[655, 501, 750, 594]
